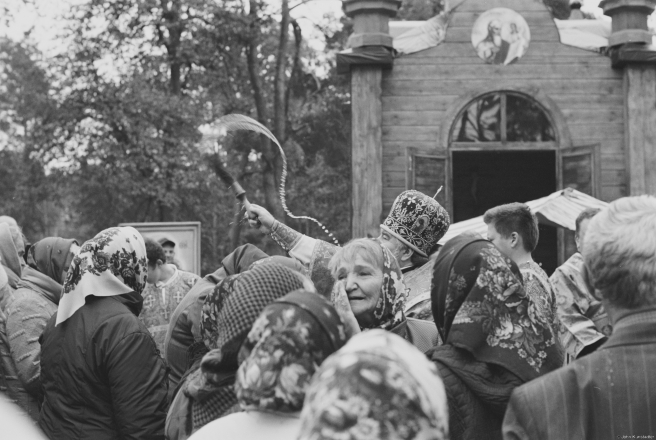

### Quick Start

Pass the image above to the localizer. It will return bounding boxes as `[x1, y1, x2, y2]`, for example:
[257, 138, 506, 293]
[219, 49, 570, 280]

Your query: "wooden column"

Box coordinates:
[342, 0, 400, 237]
[351, 66, 383, 238]
[603, 0, 656, 196]
[624, 66, 656, 195]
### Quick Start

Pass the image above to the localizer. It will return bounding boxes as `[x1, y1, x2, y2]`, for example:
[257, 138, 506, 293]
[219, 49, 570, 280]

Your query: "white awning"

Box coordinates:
[438, 188, 609, 245]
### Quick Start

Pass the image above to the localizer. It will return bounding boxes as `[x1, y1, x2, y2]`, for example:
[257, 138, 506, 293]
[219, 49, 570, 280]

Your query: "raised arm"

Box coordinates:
[246, 204, 318, 265]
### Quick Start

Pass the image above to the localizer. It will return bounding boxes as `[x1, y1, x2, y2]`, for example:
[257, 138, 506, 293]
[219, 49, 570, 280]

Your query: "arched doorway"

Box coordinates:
[405, 90, 601, 273]
[449, 91, 559, 272]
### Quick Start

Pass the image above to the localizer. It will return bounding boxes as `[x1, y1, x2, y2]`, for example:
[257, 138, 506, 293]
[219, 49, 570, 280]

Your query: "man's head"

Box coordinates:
[484, 203, 539, 262]
[380, 190, 450, 269]
[583, 196, 656, 313]
[488, 20, 502, 36]
[145, 238, 167, 284]
[160, 239, 176, 264]
[378, 228, 430, 269]
[575, 208, 601, 252]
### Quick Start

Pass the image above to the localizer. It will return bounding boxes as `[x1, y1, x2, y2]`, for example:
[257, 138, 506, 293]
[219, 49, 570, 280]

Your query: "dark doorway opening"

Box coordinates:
[452, 150, 558, 274]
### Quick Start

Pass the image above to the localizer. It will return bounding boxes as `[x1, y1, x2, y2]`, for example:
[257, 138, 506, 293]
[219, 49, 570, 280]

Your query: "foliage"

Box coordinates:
[0, 1, 352, 274]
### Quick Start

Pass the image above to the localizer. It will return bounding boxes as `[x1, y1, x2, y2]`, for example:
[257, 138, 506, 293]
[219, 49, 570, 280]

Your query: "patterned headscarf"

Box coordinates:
[200, 274, 242, 350]
[430, 234, 562, 382]
[331, 239, 408, 331]
[56, 227, 147, 325]
[248, 255, 308, 276]
[236, 290, 347, 412]
[189, 263, 305, 429]
[297, 330, 448, 440]
[26, 237, 78, 285]
[382, 190, 450, 257]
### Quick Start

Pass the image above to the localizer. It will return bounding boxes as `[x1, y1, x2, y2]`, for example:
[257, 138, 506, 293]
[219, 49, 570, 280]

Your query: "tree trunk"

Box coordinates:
[246, 0, 285, 222]
[161, 0, 183, 95]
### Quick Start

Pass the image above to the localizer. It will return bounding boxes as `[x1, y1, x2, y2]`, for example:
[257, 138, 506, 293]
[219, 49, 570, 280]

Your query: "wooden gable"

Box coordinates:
[381, 0, 626, 214]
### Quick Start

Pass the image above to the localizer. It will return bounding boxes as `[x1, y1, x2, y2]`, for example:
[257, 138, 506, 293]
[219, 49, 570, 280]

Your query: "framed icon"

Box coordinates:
[119, 221, 201, 275]
[472, 8, 531, 65]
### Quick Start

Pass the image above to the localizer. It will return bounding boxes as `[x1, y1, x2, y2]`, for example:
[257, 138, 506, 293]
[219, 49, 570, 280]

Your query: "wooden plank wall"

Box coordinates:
[381, 0, 626, 213]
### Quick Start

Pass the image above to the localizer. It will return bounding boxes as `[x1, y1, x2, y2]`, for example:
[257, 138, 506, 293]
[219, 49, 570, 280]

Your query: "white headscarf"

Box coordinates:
[56, 226, 147, 325]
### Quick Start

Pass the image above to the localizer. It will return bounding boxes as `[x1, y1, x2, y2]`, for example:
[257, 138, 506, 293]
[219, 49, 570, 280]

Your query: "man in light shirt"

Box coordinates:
[139, 238, 200, 352]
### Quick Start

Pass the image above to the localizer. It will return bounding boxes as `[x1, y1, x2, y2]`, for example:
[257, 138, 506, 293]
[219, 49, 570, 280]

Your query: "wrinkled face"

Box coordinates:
[162, 245, 175, 263]
[61, 243, 80, 282]
[486, 224, 514, 258]
[334, 255, 384, 328]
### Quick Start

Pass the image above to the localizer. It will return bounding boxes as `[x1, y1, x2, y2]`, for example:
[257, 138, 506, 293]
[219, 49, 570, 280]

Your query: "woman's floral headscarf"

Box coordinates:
[236, 290, 347, 413]
[200, 274, 242, 350]
[56, 227, 147, 325]
[188, 263, 305, 430]
[430, 234, 563, 382]
[298, 330, 448, 440]
[331, 239, 408, 331]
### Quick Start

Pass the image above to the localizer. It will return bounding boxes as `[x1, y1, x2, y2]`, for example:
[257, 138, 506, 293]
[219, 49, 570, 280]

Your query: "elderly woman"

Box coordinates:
[328, 238, 439, 351]
[297, 329, 449, 440]
[39, 227, 168, 440]
[428, 234, 563, 440]
[166, 263, 306, 439]
[5, 237, 78, 420]
[189, 289, 348, 440]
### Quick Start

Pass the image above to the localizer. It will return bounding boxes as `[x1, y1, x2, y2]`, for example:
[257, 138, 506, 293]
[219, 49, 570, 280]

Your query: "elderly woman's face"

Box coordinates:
[334, 255, 384, 328]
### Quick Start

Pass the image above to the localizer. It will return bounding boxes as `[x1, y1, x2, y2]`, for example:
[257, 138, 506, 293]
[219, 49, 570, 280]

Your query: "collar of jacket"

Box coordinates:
[113, 291, 145, 317]
[16, 266, 62, 305]
[602, 307, 656, 350]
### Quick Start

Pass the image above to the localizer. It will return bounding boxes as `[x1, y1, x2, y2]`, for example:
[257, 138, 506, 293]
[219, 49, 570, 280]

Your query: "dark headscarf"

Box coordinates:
[26, 237, 78, 285]
[431, 235, 562, 382]
[235, 290, 347, 412]
[187, 263, 305, 429]
[248, 255, 307, 275]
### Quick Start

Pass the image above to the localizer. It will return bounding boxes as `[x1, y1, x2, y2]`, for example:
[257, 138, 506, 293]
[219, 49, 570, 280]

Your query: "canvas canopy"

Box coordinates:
[437, 188, 609, 245]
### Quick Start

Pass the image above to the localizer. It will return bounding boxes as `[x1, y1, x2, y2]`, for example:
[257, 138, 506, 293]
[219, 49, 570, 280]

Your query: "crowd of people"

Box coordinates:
[0, 189, 654, 440]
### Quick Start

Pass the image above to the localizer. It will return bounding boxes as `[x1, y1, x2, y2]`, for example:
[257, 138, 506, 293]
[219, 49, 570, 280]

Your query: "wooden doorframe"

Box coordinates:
[436, 87, 577, 266]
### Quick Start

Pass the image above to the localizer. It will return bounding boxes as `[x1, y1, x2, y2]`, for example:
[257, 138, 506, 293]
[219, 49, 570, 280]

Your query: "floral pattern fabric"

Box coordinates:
[200, 274, 241, 350]
[431, 235, 563, 382]
[550, 252, 611, 357]
[188, 263, 305, 430]
[298, 329, 448, 440]
[139, 269, 200, 352]
[56, 227, 147, 325]
[235, 290, 347, 412]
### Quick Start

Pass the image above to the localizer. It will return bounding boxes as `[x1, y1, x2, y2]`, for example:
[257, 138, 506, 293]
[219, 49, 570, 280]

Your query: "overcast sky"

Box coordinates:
[1, 0, 613, 58]
[1, 0, 346, 56]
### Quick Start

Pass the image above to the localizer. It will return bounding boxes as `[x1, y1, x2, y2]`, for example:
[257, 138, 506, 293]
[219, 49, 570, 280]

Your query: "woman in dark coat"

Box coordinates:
[428, 234, 563, 440]
[6, 237, 78, 420]
[39, 227, 168, 440]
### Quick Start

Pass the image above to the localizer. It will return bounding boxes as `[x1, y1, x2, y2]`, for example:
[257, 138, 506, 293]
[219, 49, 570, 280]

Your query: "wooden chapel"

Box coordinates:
[340, 0, 656, 272]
